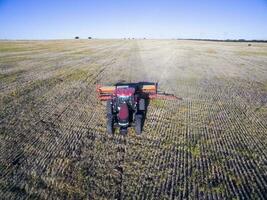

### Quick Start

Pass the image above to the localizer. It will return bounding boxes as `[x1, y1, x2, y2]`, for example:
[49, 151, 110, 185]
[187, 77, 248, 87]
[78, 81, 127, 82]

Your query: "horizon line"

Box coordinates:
[1, 38, 267, 42]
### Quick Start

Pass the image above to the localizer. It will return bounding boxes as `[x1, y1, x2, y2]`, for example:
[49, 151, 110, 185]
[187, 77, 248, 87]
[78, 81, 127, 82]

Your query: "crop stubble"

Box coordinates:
[0, 40, 267, 199]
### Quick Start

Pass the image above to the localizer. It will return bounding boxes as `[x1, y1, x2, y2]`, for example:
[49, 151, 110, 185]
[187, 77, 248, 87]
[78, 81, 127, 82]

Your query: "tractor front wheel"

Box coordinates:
[135, 114, 143, 135]
[107, 115, 114, 134]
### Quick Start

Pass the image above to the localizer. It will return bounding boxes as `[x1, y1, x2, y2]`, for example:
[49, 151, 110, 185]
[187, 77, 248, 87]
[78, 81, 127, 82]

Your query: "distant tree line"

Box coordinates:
[180, 38, 267, 43]
[75, 37, 92, 39]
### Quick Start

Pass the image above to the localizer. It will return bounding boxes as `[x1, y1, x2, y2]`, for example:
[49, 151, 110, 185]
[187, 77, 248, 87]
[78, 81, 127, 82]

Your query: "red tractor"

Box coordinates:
[97, 82, 179, 134]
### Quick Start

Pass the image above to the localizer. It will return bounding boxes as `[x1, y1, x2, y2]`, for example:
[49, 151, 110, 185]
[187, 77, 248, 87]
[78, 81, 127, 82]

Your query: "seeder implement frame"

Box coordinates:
[96, 82, 179, 101]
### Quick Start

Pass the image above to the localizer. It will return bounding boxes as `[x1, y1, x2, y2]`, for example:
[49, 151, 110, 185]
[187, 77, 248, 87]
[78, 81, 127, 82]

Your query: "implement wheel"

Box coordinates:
[139, 98, 145, 111]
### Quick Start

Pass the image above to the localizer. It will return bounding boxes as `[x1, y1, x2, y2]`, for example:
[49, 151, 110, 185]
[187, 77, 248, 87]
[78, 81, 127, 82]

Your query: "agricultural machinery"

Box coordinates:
[97, 81, 179, 135]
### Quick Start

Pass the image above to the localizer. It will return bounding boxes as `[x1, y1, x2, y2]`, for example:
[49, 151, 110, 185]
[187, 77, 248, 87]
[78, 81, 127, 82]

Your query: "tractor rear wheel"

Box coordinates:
[135, 114, 142, 135]
[106, 100, 112, 115]
[139, 98, 145, 111]
[107, 115, 114, 134]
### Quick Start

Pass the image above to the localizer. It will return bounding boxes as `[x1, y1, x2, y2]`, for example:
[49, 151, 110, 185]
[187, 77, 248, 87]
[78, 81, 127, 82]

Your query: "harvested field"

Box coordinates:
[0, 39, 267, 199]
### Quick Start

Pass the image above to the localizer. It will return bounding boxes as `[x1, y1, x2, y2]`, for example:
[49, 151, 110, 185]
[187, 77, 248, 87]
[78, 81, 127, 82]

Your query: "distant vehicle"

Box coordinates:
[97, 82, 180, 134]
[88, 37, 92, 39]
[75, 36, 79, 39]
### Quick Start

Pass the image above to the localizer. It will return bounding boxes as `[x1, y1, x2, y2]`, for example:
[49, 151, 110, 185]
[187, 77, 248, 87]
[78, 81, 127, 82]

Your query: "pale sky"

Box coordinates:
[0, 0, 267, 40]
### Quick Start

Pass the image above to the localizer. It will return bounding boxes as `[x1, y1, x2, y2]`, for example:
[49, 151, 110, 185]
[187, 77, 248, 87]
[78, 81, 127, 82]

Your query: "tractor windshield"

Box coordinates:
[118, 96, 131, 104]
[115, 87, 135, 107]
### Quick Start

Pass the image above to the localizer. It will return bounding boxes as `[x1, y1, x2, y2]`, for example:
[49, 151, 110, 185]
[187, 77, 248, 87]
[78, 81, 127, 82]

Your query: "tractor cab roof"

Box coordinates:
[116, 82, 138, 88]
[115, 81, 156, 89]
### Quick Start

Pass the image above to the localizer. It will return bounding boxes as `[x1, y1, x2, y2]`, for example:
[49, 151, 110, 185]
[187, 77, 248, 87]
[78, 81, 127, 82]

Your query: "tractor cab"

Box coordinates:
[115, 85, 136, 108]
[111, 86, 135, 129]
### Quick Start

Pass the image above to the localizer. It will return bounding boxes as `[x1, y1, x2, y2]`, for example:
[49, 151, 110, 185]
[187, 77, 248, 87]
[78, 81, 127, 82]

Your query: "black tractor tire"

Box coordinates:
[139, 98, 145, 111]
[135, 114, 142, 135]
[106, 100, 113, 115]
[107, 115, 114, 134]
